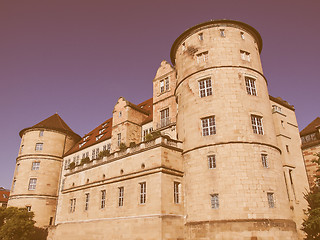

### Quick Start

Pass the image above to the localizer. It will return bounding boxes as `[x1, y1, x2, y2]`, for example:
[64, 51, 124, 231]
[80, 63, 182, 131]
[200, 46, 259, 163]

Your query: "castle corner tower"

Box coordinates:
[8, 113, 81, 227]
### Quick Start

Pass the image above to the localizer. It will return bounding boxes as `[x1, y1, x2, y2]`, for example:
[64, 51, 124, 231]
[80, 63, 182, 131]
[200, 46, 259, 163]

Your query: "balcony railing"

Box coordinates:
[157, 118, 171, 129]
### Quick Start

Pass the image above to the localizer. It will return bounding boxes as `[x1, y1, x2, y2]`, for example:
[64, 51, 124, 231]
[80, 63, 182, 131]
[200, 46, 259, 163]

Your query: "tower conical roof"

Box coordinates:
[19, 113, 81, 140]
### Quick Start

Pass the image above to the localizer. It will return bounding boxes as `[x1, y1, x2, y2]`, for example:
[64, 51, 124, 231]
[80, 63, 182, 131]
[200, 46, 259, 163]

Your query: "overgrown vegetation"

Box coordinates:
[0, 207, 47, 240]
[80, 157, 90, 165]
[98, 150, 110, 159]
[302, 152, 320, 239]
[119, 143, 127, 151]
[144, 131, 161, 142]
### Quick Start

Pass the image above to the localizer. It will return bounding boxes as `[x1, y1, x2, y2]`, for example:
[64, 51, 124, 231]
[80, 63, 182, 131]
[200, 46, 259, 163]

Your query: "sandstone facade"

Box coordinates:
[9, 20, 309, 240]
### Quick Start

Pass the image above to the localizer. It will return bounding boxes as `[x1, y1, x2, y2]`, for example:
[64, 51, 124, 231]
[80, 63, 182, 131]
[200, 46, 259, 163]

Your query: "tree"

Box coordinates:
[302, 153, 320, 239]
[0, 207, 47, 240]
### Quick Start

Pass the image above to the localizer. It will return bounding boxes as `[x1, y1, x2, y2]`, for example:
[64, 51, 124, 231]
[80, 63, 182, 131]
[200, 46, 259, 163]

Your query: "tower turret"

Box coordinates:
[171, 20, 303, 239]
[8, 114, 80, 227]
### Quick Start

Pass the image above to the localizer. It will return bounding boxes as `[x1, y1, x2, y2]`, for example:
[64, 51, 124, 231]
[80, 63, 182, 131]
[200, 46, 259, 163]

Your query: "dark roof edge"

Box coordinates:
[19, 127, 81, 140]
[170, 19, 263, 65]
[269, 95, 295, 111]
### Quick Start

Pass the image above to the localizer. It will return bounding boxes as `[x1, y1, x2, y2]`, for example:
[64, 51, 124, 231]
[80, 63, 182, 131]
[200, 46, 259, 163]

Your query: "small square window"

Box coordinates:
[240, 50, 250, 62]
[198, 33, 203, 41]
[32, 162, 40, 170]
[199, 78, 212, 98]
[211, 194, 219, 209]
[35, 143, 43, 151]
[196, 51, 208, 63]
[251, 115, 263, 135]
[245, 77, 257, 96]
[220, 29, 225, 37]
[28, 178, 37, 190]
[201, 116, 216, 136]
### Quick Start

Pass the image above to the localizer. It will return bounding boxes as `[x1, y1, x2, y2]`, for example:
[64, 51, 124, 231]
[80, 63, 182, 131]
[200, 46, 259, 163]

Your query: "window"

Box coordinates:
[208, 155, 216, 169]
[142, 127, 153, 141]
[118, 187, 124, 207]
[32, 162, 40, 170]
[79, 142, 86, 148]
[96, 134, 103, 141]
[76, 155, 80, 165]
[261, 154, 268, 168]
[35, 143, 43, 151]
[70, 198, 76, 212]
[107, 144, 111, 151]
[289, 169, 296, 200]
[101, 190, 106, 209]
[49, 217, 53, 225]
[240, 32, 245, 39]
[240, 50, 250, 61]
[95, 148, 99, 159]
[20, 145, 24, 154]
[140, 182, 146, 204]
[16, 163, 20, 173]
[119, 111, 122, 117]
[201, 116, 216, 136]
[28, 178, 37, 190]
[251, 115, 263, 135]
[198, 32, 203, 40]
[12, 180, 16, 192]
[39, 130, 44, 137]
[196, 51, 208, 63]
[286, 145, 289, 152]
[245, 77, 257, 96]
[174, 182, 180, 204]
[182, 42, 186, 51]
[103, 145, 106, 151]
[272, 105, 282, 113]
[220, 29, 225, 37]
[211, 194, 219, 209]
[92, 149, 96, 160]
[26, 206, 31, 212]
[85, 193, 89, 211]
[117, 133, 121, 146]
[160, 108, 170, 128]
[267, 193, 275, 208]
[160, 77, 169, 93]
[199, 78, 212, 97]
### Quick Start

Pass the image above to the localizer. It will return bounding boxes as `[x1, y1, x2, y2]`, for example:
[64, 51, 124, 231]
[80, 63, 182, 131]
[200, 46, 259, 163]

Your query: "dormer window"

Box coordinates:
[99, 128, 105, 134]
[79, 142, 86, 148]
[96, 134, 103, 141]
[102, 122, 108, 128]
[83, 136, 89, 141]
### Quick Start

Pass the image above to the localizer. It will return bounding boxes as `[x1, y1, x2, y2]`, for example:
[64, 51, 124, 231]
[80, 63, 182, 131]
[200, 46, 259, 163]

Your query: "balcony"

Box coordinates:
[156, 117, 172, 129]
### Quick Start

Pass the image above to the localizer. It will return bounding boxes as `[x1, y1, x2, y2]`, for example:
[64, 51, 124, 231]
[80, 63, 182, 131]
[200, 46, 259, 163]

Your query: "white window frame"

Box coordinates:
[70, 198, 76, 212]
[160, 80, 164, 93]
[140, 182, 146, 204]
[31, 162, 40, 170]
[28, 178, 37, 190]
[251, 115, 264, 135]
[245, 77, 257, 96]
[118, 187, 124, 207]
[201, 116, 216, 136]
[199, 78, 212, 98]
[160, 108, 170, 128]
[211, 194, 219, 209]
[35, 143, 43, 151]
[208, 155, 216, 169]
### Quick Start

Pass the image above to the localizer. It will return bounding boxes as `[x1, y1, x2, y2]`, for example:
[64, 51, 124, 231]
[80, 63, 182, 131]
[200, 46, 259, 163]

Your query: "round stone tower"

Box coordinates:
[171, 20, 298, 239]
[8, 113, 80, 227]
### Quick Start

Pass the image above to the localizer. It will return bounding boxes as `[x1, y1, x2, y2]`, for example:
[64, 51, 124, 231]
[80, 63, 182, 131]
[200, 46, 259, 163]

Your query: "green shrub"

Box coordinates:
[119, 143, 127, 151]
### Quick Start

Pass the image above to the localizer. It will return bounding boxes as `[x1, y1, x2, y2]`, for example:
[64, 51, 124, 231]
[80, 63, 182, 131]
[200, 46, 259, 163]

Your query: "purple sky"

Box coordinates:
[1, 0, 319, 189]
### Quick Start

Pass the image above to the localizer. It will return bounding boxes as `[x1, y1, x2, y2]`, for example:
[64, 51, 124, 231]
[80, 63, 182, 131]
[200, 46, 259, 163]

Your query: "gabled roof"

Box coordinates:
[19, 113, 81, 140]
[64, 98, 153, 157]
[300, 117, 320, 136]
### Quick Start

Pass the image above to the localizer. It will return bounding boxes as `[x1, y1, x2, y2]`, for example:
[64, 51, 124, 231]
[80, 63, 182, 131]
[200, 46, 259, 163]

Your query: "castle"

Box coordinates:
[8, 20, 310, 240]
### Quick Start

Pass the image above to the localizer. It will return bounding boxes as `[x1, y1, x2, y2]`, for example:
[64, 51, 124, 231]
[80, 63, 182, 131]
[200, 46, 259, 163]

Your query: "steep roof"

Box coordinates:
[19, 113, 81, 139]
[64, 98, 153, 157]
[0, 188, 10, 203]
[269, 95, 295, 111]
[300, 117, 320, 136]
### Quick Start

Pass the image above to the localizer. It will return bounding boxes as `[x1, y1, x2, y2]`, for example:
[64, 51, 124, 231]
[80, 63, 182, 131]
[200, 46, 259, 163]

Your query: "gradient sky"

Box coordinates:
[1, 0, 319, 189]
